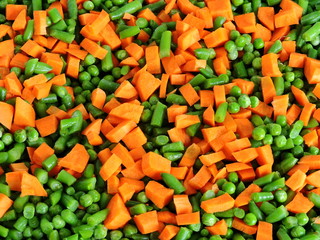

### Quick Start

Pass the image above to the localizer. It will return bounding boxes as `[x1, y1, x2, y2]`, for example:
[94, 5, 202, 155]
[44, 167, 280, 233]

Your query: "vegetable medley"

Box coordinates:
[1, 0, 320, 239]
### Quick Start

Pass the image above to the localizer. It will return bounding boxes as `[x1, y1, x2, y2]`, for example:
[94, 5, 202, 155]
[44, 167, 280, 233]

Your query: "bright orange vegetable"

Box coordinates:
[12, 8, 26, 31]
[286, 192, 314, 213]
[58, 144, 89, 173]
[234, 12, 256, 33]
[21, 172, 48, 197]
[235, 183, 261, 207]
[6, 171, 25, 191]
[201, 193, 235, 213]
[146, 180, 174, 208]
[304, 57, 320, 84]
[291, 85, 309, 106]
[232, 148, 258, 163]
[142, 152, 171, 180]
[204, 27, 229, 48]
[286, 169, 306, 191]
[80, 38, 108, 60]
[272, 95, 289, 120]
[206, 219, 228, 235]
[135, 71, 161, 102]
[0, 193, 13, 218]
[122, 127, 147, 150]
[104, 194, 131, 229]
[159, 225, 179, 240]
[134, 211, 159, 234]
[232, 218, 258, 235]
[176, 212, 200, 225]
[261, 53, 282, 77]
[5, 4, 27, 20]
[173, 195, 192, 214]
[35, 115, 59, 137]
[105, 120, 137, 143]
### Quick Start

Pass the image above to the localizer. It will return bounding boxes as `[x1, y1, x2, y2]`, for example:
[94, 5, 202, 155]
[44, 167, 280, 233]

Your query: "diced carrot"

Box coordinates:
[304, 57, 320, 84]
[35, 115, 58, 137]
[0, 193, 13, 218]
[34, 11, 47, 35]
[4, 71, 23, 96]
[235, 183, 261, 207]
[272, 95, 289, 120]
[288, 52, 306, 68]
[6, 171, 25, 191]
[142, 152, 171, 180]
[12, 9, 26, 31]
[206, 219, 228, 235]
[122, 127, 147, 150]
[234, 12, 256, 33]
[204, 28, 229, 48]
[159, 225, 179, 240]
[176, 212, 200, 225]
[58, 144, 89, 173]
[145, 45, 161, 74]
[118, 182, 135, 202]
[146, 181, 174, 208]
[0, 101, 14, 130]
[135, 71, 161, 102]
[261, 53, 282, 77]
[173, 195, 192, 214]
[134, 211, 159, 234]
[111, 143, 135, 168]
[21, 40, 46, 58]
[286, 169, 306, 191]
[232, 218, 258, 235]
[206, 0, 233, 20]
[13, 97, 35, 127]
[6, 4, 27, 20]
[291, 85, 309, 106]
[104, 194, 131, 229]
[21, 172, 48, 197]
[201, 193, 235, 213]
[286, 192, 314, 213]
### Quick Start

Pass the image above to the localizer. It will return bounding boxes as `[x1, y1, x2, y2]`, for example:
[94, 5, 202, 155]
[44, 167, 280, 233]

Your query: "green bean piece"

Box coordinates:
[150, 101, 167, 127]
[215, 102, 228, 123]
[251, 192, 274, 202]
[109, 0, 142, 20]
[159, 30, 172, 59]
[266, 205, 289, 223]
[161, 173, 186, 194]
[161, 141, 184, 153]
[23, 203, 35, 219]
[248, 200, 264, 221]
[23, 20, 34, 41]
[267, 40, 283, 54]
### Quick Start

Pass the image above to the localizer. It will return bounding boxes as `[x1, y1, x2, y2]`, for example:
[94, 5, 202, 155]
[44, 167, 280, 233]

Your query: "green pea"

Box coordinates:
[252, 127, 266, 141]
[229, 85, 242, 97]
[83, 1, 95, 10]
[228, 102, 240, 114]
[238, 94, 251, 108]
[244, 213, 257, 226]
[222, 182, 236, 195]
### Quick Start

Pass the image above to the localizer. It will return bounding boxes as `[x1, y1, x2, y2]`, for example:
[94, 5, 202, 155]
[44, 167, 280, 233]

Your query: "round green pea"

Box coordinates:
[274, 190, 287, 203]
[252, 127, 266, 141]
[238, 94, 251, 108]
[228, 102, 240, 114]
[274, 135, 287, 148]
[253, 38, 264, 49]
[250, 96, 260, 108]
[222, 182, 236, 195]
[83, 1, 95, 10]
[244, 213, 257, 226]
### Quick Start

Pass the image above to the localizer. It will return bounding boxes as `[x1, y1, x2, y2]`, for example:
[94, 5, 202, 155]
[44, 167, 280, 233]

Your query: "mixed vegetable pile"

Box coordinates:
[2, 0, 320, 239]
